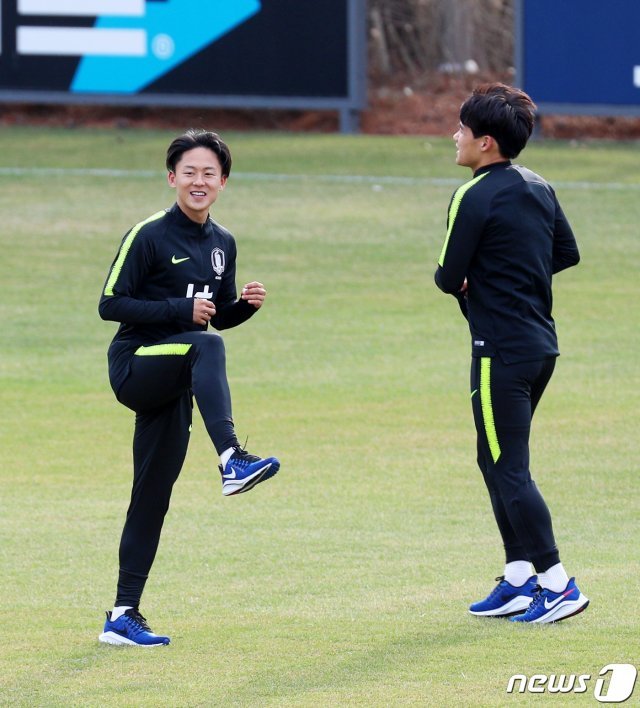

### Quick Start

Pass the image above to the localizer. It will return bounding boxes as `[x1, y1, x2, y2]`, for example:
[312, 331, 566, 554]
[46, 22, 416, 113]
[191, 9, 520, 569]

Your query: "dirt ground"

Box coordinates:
[2, 73, 640, 140]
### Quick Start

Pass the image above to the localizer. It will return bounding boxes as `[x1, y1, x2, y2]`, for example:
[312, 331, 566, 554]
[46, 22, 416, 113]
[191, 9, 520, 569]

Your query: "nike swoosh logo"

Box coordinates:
[544, 588, 575, 610]
[222, 462, 271, 481]
[171, 255, 190, 264]
[222, 466, 238, 480]
[470, 389, 478, 399]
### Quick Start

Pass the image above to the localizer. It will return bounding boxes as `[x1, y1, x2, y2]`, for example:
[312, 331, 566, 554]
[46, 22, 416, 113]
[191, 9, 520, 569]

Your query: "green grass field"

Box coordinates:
[1, 127, 638, 706]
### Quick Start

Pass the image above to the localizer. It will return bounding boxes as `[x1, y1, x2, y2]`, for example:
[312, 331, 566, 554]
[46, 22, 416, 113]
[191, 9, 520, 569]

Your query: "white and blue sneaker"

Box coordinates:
[469, 575, 538, 617]
[510, 578, 589, 624]
[98, 608, 170, 646]
[220, 446, 280, 496]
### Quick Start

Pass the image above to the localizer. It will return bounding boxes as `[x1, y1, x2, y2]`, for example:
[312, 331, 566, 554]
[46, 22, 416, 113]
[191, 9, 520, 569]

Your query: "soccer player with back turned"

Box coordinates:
[97, 129, 280, 646]
[435, 84, 589, 623]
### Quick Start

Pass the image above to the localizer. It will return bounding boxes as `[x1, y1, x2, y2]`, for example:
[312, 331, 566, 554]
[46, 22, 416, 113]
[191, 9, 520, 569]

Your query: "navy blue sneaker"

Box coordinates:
[220, 446, 280, 496]
[98, 608, 170, 646]
[510, 578, 589, 624]
[469, 575, 538, 617]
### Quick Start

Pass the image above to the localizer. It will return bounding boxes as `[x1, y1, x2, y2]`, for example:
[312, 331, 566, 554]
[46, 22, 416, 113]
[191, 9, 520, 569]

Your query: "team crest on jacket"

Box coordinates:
[211, 248, 225, 276]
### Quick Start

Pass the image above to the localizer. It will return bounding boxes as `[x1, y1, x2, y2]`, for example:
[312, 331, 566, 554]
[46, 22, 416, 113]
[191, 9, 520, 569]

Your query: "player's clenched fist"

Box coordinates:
[193, 297, 216, 325]
[241, 281, 267, 308]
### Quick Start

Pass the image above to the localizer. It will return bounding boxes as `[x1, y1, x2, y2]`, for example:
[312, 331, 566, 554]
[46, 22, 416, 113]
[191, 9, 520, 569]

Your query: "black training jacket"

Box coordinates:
[435, 161, 580, 364]
[99, 203, 256, 393]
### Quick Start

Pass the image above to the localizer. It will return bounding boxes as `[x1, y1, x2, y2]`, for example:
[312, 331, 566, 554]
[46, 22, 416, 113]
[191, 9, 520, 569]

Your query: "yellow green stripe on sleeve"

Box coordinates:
[103, 210, 165, 296]
[438, 172, 488, 267]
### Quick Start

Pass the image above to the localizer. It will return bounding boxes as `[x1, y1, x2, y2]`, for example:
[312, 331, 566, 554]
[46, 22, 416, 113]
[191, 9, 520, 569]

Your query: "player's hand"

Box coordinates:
[193, 298, 216, 325]
[241, 281, 267, 309]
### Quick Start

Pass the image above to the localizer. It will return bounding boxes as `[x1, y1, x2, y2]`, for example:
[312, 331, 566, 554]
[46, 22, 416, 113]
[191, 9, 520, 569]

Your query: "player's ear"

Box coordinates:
[481, 135, 500, 154]
[167, 171, 176, 188]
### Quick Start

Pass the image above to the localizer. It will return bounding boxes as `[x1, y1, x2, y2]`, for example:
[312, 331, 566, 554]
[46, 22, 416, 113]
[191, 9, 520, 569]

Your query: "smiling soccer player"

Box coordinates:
[97, 129, 280, 646]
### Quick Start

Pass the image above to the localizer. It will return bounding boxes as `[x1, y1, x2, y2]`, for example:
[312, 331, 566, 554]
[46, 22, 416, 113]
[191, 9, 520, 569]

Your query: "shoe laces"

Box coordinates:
[523, 585, 545, 613]
[488, 575, 508, 597]
[124, 608, 153, 634]
[230, 443, 260, 466]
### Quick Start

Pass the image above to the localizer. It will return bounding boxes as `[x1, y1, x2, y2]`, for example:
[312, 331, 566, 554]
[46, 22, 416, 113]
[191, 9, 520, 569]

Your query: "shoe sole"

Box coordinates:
[550, 599, 590, 623]
[511, 595, 590, 624]
[98, 631, 169, 647]
[469, 595, 534, 617]
[222, 461, 280, 496]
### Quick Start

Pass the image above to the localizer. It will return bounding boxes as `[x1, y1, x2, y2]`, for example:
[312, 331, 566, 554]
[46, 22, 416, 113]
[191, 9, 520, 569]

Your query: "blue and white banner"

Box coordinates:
[0, 0, 360, 103]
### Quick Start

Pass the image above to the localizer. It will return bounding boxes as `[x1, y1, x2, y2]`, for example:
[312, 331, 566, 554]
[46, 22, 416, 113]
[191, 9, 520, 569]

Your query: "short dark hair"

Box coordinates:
[459, 83, 536, 159]
[165, 129, 232, 177]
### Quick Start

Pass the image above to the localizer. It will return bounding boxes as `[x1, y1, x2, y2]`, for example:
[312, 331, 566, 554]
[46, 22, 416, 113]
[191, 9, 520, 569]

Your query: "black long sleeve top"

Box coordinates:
[99, 203, 257, 393]
[435, 161, 580, 363]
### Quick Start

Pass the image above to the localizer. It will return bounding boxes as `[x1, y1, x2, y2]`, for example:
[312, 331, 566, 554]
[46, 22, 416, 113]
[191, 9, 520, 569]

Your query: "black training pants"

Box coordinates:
[113, 331, 237, 606]
[470, 355, 560, 573]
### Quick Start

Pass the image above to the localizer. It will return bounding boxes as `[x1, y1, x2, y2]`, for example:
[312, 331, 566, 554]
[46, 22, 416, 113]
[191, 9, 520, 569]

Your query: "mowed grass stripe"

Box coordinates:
[1, 165, 640, 191]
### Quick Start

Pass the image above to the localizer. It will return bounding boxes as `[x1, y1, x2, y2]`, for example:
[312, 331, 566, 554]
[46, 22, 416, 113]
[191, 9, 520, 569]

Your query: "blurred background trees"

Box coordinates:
[369, 0, 514, 77]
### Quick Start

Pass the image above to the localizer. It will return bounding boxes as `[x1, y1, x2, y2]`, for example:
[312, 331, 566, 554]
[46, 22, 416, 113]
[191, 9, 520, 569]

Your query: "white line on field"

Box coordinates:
[0, 166, 639, 191]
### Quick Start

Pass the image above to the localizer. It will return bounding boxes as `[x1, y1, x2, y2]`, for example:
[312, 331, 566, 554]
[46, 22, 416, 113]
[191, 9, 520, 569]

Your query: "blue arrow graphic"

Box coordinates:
[71, 0, 261, 93]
